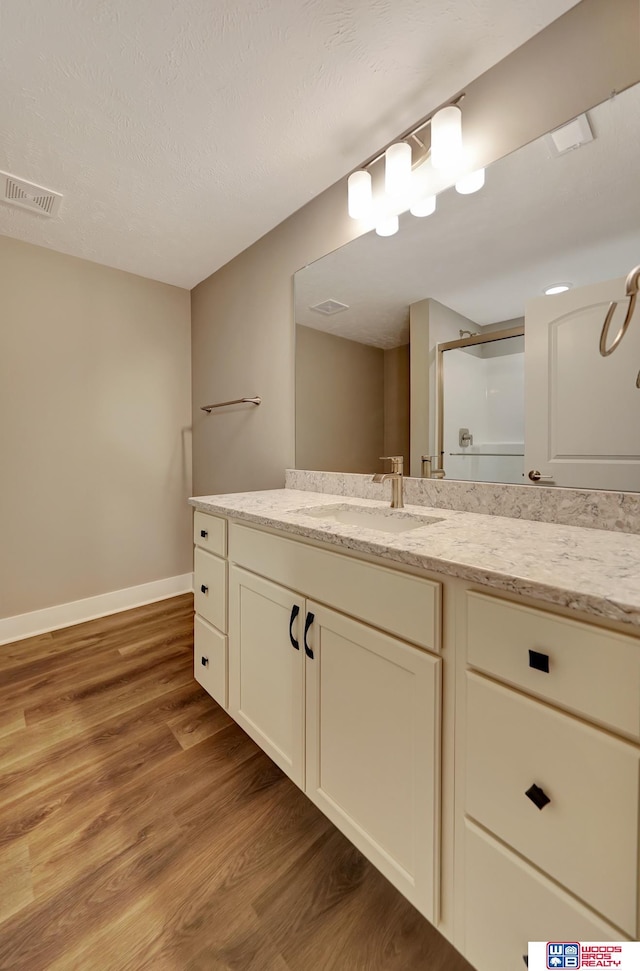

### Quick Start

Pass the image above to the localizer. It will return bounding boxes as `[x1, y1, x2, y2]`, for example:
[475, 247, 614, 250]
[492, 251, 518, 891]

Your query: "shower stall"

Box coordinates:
[436, 327, 525, 484]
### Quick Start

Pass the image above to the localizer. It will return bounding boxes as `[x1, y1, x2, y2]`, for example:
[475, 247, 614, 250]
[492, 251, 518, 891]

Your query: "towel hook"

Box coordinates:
[599, 264, 640, 357]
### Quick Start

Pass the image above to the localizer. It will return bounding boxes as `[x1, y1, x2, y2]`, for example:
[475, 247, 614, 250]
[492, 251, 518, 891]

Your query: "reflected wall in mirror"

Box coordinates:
[294, 81, 640, 492]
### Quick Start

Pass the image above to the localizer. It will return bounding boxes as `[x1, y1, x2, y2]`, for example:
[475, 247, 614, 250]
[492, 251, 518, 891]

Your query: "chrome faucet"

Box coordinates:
[372, 456, 404, 508]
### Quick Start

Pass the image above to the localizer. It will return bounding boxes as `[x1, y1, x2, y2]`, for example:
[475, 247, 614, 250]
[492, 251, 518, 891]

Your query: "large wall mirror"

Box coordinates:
[294, 81, 640, 493]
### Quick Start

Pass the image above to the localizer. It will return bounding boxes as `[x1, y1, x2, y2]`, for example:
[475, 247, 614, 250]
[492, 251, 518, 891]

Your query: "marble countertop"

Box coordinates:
[189, 489, 640, 630]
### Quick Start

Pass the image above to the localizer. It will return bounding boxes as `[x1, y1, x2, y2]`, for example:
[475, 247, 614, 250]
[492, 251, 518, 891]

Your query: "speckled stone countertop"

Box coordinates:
[189, 489, 640, 630]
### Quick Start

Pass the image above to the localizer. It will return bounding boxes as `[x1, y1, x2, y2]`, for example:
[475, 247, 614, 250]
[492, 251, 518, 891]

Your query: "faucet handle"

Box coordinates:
[379, 456, 403, 474]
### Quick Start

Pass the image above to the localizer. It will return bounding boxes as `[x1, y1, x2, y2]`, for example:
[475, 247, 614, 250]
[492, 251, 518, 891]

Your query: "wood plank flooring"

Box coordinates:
[0, 595, 473, 971]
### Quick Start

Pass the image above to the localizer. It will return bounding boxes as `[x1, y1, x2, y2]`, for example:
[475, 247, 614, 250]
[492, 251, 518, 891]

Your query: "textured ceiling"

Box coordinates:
[0, 0, 578, 288]
[295, 82, 640, 347]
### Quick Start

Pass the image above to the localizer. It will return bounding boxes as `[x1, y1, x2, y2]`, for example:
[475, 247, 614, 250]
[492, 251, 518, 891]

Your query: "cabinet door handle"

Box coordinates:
[304, 611, 315, 659]
[200, 529, 208, 538]
[528, 649, 550, 673]
[289, 604, 300, 650]
[201, 656, 209, 667]
[200, 584, 208, 594]
[525, 783, 551, 810]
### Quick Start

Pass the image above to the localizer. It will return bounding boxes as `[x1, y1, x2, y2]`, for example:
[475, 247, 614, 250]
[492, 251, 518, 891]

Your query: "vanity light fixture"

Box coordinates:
[410, 194, 436, 217]
[384, 142, 412, 199]
[455, 168, 485, 194]
[347, 170, 373, 219]
[376, 214, 399, 237]
[430, 105, 463, 171]
[347, 94, 484, 236]
[544, 283, 572, 295]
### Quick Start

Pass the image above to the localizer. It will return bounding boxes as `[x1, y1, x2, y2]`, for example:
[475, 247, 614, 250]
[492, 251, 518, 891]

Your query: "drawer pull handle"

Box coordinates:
[289, 604, 300, 650]
[200, 529, 208, 538]
[528, 649, 550, 673]
[525, 783, 551, 810]
[201, 656, 209, 667]
[304, 611, 315, 659]
[200, 584, 208, 594]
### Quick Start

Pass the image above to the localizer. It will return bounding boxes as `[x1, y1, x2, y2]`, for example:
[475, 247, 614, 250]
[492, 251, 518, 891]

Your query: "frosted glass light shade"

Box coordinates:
[431, 105, 463, 171]
[385, 142, 412, 198]
[376, 215, 399, 237]
[347, 170, 373, 219]
[455, 168, 485, 194]
[410, 195, 436, 217]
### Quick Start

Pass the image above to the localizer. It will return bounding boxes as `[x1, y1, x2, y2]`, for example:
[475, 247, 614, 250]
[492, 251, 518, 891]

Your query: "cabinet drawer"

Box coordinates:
[229, 522, 441, 651]
[463, 821, 628, 971]
[194, 616, 228, 709]
[465, 673, 640, 936]
[467, 591, 640, 738]
[194, 510, 227, 556]
[194, 548, 227, 632]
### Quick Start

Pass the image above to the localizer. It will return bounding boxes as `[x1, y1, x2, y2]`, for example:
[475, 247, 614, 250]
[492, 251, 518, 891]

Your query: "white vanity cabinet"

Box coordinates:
[191, 504, 640, 969]
[192, 511, 228, 709]
[227, 523, 442, 921]
[459, 590, 640, 968]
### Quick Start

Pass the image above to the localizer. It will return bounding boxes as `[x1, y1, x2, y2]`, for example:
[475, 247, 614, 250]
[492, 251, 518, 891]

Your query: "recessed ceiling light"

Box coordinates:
[544, 283, 572, 296]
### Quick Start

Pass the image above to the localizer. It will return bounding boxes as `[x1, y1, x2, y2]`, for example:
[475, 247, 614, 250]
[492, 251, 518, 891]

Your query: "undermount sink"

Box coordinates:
[294, 504, 443, 533]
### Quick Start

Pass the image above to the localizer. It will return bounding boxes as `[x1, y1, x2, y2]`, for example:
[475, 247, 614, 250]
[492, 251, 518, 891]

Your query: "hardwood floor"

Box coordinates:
[0, 595, 473, 971]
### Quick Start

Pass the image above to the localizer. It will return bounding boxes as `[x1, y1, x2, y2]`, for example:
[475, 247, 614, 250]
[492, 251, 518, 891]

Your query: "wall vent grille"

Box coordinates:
[1, 171, 62, 217]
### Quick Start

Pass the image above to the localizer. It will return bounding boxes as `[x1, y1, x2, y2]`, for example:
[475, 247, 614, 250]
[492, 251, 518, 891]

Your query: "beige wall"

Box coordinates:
[191, 0, 640, 497]
[295, 325, 384, 473]
[0, 236, 192, 619]
[191, 180, 358, 496]
[383, 344, 410, 467]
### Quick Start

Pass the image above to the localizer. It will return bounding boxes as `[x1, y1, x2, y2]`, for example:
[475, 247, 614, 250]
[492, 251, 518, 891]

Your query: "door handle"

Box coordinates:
[304, 611, 315, 659]
[528, 470, 554, 482]
[289, 604, 300, 650]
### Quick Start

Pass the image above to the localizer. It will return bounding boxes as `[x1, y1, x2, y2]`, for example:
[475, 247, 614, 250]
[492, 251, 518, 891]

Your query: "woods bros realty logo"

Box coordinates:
[542, 943, 628, 969]
[527, 942, 638, 969]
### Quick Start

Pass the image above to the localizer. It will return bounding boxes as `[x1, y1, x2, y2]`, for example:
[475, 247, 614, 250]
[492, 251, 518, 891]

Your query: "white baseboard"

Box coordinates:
[0, 573, 195, 646]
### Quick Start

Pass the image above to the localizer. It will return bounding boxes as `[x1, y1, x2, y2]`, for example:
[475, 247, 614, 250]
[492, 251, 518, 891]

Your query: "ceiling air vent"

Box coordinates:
[546, 113, 594, 156]
[310, 299, 349, 316]
[1, 171, 63, 217]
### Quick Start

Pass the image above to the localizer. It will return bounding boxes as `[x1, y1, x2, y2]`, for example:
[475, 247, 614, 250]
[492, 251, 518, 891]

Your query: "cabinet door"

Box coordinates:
[229, 567, 305, 787]
[304, 603, 441, 921]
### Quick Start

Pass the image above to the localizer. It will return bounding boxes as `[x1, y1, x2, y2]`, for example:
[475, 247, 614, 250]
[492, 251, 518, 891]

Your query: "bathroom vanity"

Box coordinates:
[189, 486, 640, 971]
